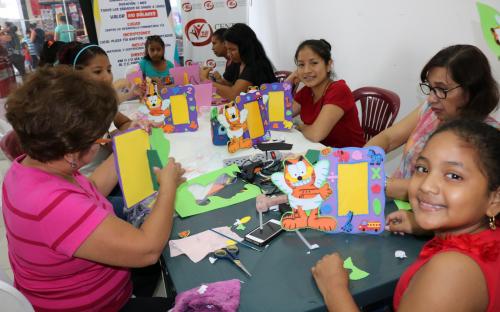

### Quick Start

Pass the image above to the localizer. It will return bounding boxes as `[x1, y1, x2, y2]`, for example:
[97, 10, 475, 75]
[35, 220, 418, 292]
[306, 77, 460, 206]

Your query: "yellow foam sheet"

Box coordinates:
[338, 162, 369, 216]
[268, 91, 285, 122]
[171, 94, 190, 125]
[114, 129, 154, 207]
[245, 101, 265, 139]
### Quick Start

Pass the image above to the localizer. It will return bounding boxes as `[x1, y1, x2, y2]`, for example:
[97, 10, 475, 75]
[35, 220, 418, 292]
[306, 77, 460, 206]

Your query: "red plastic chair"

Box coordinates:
[0, 131, 23, 161]
[353, 87, 400, 141]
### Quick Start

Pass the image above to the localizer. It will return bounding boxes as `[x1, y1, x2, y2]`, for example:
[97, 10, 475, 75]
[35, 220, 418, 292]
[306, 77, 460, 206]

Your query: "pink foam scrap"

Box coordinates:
[194, 83, 213, 107]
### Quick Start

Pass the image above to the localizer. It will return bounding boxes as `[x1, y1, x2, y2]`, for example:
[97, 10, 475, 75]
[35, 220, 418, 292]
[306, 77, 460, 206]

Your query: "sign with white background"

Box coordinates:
[93, 0, 176, 79]
[180, 0, 248, 72]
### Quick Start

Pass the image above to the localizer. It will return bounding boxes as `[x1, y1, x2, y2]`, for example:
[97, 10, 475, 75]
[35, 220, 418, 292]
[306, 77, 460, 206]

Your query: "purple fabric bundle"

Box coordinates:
[172, 279, 241, 312]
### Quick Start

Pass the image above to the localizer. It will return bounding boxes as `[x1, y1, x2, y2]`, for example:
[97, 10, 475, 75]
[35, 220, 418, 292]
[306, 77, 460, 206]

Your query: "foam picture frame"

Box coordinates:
[159, 85, 199, 133]
[112, 128, 170, 208]
[138, 78, 170, 125]
[234, 91, 271, 145]
[260, 82, 294, 130]
[125, 63, 143, 86]
[193, 82, 213, 107]
[319, 147, 386, 234]
[170, 64, 201, 86]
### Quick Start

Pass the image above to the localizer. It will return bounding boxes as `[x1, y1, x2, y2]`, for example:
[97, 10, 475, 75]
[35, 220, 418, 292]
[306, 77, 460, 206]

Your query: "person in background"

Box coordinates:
[20, 42, 32, 71]
[312, 119, 500, 312]
[209, 28, 238, 84]
[0, 22, 25, 77]
[365, 44, 499, 200]
[0, 44, 16, 98]
[3, 66, 184, 311]
[287, 39, 365, 147]
[200, 23, 277, 100]
[22, 30, 38, 69]
[54, 15, 75, 43]
[29, 23, 45, 57]
[138, 35, 174, 84]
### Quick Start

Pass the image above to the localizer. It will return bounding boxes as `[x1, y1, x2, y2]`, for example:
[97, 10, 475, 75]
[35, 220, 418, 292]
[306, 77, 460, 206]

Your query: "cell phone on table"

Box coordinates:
[244, 219, 283, 246]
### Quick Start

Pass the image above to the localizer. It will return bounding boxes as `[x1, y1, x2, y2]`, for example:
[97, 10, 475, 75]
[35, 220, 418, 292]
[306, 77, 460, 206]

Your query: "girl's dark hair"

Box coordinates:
[58, 42, 108, 69]
[294, 39, 333, 77]
[223, 23, 275, 78]
[429, 119, 500, 192]
[39, 40, 65, 66]
[5, 66, 118, 162]
[144, 35, 165, 61]
[294, 39, 332, 65]
[420, 45, 499, 119]
[212, 28, 227, 41]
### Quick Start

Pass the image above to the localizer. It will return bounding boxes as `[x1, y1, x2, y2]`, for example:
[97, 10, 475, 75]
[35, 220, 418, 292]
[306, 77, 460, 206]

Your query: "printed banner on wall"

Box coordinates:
[92, 0, 176, 79]
[180, 0, 248, 73]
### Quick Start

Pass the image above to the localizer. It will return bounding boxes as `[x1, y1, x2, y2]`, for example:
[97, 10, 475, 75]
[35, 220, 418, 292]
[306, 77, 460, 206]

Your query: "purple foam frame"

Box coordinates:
[260, 82, 294, 131]
[234, 91, 271, 145]
[112, 127, 157, 208]
[319, 146, 386, 234]
[159, 85, 198, 132]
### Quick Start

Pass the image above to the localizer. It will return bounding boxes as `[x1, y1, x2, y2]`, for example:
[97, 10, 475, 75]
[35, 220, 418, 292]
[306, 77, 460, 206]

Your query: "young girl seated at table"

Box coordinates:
[312, 119, 500, 311]
[58, 42, 139, 131]
[58, 43, 151, 219]
[139, 35, 174, 85]
[200, 23, 277, 100]
[288, 39, 365, 148]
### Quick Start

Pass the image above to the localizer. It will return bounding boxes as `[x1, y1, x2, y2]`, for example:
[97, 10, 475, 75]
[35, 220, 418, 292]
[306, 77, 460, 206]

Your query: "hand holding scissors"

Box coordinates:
[214, 245, 252, 277]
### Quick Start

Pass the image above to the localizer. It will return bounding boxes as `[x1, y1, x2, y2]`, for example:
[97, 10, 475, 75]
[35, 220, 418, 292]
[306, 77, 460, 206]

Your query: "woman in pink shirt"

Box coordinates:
[2, 66, 184, 311]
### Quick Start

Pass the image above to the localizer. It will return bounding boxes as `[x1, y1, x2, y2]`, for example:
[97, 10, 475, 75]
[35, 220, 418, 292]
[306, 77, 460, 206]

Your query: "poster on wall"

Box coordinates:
[477, 2, 500, 59]
[92, 0, 176, 79]
[180, 0, 248, 73]
[41, 9, 55, 33]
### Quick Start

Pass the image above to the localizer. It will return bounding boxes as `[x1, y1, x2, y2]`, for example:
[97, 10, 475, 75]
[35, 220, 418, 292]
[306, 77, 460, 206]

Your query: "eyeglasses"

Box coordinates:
[95, 133, 112, 146]
[419, 82, 461, 99]
[95, 138, 111, 145]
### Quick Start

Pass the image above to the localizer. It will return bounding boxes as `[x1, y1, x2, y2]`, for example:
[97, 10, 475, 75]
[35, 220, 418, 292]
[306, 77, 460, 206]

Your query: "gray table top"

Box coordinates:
[163, 196, 427, 312]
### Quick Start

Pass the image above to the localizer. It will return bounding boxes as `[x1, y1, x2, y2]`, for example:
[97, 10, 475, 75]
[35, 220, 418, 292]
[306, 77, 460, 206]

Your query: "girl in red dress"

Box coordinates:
[287, 39, 365, 148]
[312, 119, 500, 311]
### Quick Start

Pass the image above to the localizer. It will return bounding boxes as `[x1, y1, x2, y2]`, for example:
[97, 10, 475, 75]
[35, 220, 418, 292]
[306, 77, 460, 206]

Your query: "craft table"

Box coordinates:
[119, 101, 427, 311]
[162, 199, 427, 312]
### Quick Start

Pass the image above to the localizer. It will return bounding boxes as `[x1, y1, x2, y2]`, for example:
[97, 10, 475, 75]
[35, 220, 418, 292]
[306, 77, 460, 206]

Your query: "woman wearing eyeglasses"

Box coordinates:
[365, 44, 499, 200]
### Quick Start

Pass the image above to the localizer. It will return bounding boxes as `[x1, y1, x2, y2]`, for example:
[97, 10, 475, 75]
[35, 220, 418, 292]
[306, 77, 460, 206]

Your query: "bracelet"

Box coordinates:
[385, 177, 391, 191]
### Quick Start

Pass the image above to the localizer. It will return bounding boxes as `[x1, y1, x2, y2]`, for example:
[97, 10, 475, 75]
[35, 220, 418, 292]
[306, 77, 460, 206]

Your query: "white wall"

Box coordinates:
[249, 0, 500, 173]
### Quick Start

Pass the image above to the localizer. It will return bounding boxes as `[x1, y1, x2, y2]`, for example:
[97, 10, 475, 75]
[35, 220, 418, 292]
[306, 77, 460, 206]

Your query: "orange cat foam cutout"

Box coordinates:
[217, 102, 252, 153]
[271, 156, 337, 231]
[138, 78, 172, 132]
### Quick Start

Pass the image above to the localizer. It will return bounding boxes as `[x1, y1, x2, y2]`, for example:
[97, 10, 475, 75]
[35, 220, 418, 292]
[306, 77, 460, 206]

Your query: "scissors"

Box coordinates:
[213, 245, 252, 277]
